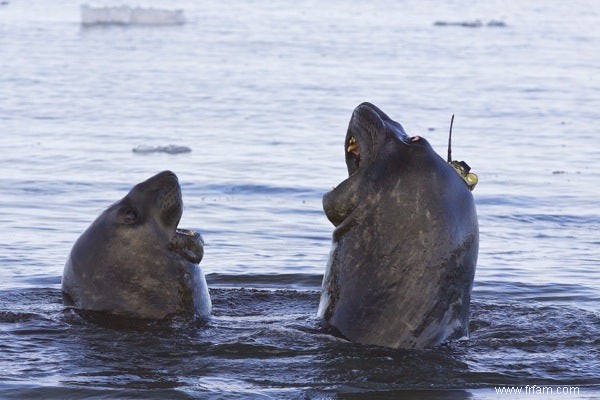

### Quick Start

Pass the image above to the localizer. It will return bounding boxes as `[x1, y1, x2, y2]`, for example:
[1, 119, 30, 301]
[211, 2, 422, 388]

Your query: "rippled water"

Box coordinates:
[1, 0, 599, 398]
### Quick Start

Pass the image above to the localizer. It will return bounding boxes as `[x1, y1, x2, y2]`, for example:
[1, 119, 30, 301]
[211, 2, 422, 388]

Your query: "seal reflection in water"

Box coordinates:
[62, 171, 211, 320]
[318, 103, 478, 349]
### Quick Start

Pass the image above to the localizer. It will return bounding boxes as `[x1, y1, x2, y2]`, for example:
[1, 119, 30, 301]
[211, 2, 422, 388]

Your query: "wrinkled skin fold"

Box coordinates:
[62, 171, 211, 320]
[318, 103, 478, 349]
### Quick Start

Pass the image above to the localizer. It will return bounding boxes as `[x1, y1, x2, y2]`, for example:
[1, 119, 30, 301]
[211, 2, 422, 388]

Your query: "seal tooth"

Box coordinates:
[347, 136, 359, 153]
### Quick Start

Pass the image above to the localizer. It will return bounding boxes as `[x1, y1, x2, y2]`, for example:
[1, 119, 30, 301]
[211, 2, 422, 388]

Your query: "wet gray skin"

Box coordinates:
[62, 171, 211, 320]
[318, 103, 478, 349]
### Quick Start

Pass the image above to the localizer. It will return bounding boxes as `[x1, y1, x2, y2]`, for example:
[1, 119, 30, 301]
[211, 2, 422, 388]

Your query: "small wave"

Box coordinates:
[487, 212, 600, 226]
[81, 5, 185, 26]
[468, 300, 600, 385]
[206, 273, 322, 290]
[132, 144, 191, 154]
[0, 311, 40, 323]
[474, 280, 600, 307]
[199, 182, 322, 197]
[223, 183, 312, 196]
[475, 194, 540, 208]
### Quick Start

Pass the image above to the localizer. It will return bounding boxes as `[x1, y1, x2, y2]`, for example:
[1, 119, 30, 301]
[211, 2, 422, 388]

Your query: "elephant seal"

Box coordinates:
[62, 171, 211, 320]
[317, 103, 478, 349]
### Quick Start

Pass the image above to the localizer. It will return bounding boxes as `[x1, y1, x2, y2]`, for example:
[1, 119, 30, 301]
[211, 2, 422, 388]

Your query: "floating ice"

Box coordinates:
[81, 5, 185, 26]
[132, 145, 192, 154]
[487, 20, 507, 27]
[434, 20, 483, 28]
[434, 20, 507, 28]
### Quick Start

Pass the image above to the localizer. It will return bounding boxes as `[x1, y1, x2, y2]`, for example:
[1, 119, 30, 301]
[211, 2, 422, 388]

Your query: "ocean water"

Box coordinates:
[1, 0, 599, 399]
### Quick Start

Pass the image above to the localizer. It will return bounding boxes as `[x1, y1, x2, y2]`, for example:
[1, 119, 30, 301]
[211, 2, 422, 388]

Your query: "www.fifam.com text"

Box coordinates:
[495, 385, 580, 396]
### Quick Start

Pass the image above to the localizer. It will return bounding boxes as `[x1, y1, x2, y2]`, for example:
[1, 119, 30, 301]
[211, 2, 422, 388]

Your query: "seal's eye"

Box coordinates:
[122, 207, 139, 225]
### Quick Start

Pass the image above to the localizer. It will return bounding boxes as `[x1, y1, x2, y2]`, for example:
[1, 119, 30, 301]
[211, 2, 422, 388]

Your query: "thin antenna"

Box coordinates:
[447, 114, 454, 162]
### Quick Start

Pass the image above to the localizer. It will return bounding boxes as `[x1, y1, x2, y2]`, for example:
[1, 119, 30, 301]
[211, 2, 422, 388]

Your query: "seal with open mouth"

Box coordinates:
[62, 171, 211, 320]
[317, 103, 478, 349]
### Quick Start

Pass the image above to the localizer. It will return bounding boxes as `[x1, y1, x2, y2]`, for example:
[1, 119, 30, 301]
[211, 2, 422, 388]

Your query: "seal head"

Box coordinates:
[318, 103, 478, 348]
[62, 171, 211, 320]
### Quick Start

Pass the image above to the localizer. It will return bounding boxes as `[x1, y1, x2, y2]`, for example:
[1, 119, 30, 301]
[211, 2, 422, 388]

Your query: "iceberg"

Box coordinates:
[81, 5, 185, 26]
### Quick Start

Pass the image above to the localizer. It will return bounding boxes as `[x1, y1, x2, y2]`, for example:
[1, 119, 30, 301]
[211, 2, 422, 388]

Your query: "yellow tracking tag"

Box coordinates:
[449, 160, 478, 191]
[447, 115, 477, 191]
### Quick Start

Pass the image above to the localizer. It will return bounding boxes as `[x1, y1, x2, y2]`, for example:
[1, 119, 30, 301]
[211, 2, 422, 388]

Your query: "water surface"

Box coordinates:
[1, 0, 599, 398]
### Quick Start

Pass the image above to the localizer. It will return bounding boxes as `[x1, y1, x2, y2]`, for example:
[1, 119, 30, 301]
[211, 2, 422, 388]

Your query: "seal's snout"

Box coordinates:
[150, 172, 202, 264]
[139, 170, 183, 230]
[159, 184, 183, 228]
[352, 102, 394, 127]
[156, 170, 179, 182]
[353, 102, 384, 118]
[351, 102, 386, 130]
[345, 103, 387, 176]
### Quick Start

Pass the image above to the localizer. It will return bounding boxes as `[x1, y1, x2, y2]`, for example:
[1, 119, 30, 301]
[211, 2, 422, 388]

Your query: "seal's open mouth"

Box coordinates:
[344, 103, 386, 176]
[168, 228, 204, 264]
[345, 135, 363, 175]
[347, 136, 360, 158]
[344, 103, 412, 177]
